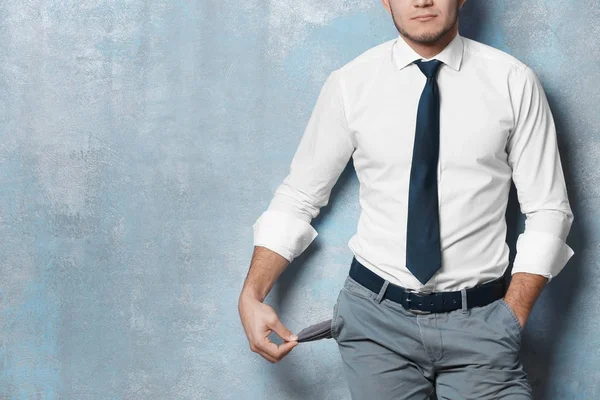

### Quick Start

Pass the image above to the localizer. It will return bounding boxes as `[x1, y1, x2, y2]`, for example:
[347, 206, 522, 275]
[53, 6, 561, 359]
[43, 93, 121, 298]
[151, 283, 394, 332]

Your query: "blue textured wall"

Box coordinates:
[0, 1, 597, 399]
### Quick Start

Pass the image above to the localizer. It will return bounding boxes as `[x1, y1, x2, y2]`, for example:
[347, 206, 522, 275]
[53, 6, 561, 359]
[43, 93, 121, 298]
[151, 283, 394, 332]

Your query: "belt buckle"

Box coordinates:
[406, 288, 433, 315]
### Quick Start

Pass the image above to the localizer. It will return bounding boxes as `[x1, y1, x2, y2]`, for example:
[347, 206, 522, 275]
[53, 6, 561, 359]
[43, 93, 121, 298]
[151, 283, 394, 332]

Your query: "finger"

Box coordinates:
[257, 349, 278, 363]
[268, 318, 297, 342]
[261, 342, 297, 363]
[277, 340, 298, 359]
[269, 337, 299, 360]
[261, 336, 284, 360]
[251, 340, 279, 363]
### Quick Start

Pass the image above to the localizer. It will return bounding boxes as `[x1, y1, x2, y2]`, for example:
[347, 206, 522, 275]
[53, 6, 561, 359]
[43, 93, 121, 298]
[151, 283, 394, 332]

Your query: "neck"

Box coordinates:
[401, 24, 458, 59]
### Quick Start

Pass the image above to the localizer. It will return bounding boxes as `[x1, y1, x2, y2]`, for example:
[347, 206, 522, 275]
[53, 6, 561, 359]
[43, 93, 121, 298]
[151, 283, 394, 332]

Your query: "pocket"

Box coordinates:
[333, 276, 378, 342]
[296, 319, 334, 342]
[497, 298, 524, 339]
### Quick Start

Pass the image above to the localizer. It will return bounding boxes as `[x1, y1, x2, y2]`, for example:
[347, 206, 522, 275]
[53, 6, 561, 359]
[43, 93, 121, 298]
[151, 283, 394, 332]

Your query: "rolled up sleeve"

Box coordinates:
[253, 69, 356, 262]
[506, 65, 575, 281]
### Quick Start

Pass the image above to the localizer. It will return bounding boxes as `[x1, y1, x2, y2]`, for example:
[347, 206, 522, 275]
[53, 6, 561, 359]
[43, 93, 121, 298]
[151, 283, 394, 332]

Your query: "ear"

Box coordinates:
[381, 0, 392, 14]
[459, 0, 468, 8]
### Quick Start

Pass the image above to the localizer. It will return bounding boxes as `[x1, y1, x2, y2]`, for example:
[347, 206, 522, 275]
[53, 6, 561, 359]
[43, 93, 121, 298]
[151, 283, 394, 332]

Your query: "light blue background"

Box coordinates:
[0, 1, 598, 399]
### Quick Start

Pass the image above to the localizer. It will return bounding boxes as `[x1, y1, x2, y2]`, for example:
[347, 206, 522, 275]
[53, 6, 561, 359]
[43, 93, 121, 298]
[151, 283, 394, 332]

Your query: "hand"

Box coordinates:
[503, 297, 527, 330]
[238, 292, 299, 363]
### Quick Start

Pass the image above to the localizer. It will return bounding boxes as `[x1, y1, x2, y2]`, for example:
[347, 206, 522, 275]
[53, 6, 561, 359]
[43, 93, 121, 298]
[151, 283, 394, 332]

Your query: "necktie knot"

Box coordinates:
[414, 59, 443, 79]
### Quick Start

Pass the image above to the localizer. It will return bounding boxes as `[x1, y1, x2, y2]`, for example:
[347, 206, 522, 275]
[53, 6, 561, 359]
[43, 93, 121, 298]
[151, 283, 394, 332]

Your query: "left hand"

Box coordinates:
[503, 298, 527, 329]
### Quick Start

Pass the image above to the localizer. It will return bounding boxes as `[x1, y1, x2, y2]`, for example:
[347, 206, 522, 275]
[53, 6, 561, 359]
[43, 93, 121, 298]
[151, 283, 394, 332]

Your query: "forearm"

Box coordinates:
[240, 246, 290, 303]
[503, 272, 548, 326]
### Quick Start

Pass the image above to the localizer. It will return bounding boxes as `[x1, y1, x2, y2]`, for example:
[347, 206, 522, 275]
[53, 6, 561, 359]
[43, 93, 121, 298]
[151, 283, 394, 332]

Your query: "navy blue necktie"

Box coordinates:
[406, 59, 443, 285]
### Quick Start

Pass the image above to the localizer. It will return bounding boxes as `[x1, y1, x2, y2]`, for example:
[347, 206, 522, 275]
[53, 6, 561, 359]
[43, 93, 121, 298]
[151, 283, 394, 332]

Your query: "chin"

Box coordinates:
[407, 29, 445, 43]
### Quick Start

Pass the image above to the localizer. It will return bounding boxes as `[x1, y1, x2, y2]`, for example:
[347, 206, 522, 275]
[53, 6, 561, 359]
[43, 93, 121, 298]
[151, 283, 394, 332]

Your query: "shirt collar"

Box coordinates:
[392, 32, 464, 72]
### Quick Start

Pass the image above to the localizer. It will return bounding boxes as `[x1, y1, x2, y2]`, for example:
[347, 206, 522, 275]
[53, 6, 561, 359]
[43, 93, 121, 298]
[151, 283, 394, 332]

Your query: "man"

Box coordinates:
[238, 0, 575, 398]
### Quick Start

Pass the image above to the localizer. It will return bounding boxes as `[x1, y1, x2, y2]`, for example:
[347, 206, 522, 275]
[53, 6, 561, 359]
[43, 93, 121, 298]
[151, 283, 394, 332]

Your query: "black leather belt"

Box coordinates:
[349, 257, 506, 314]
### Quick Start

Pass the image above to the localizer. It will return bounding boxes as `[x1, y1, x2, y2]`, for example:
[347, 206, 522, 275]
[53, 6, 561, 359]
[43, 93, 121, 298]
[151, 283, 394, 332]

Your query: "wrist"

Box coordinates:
[240, 287, 265, 304]
[503, 297, 528, 328]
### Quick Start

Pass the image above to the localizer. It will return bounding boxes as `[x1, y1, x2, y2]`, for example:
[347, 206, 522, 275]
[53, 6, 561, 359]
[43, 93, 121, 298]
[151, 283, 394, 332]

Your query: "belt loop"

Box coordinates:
[375, 280, 390, 304]
[461, 288, 468, 313]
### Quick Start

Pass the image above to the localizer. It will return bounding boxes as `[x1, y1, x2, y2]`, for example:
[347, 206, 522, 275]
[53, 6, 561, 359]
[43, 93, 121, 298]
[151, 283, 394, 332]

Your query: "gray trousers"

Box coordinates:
[330, 275, 533, 399]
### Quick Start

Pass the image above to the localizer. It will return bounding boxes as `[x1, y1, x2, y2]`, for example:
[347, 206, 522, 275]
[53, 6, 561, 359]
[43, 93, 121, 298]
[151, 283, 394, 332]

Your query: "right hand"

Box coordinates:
[238, 292, 299, 363]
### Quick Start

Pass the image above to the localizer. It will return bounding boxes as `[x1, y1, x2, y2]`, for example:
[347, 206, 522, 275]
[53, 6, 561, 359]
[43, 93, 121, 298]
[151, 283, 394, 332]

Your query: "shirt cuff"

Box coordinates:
[510, 230, 575, 282]
[252, 210, 319, 262]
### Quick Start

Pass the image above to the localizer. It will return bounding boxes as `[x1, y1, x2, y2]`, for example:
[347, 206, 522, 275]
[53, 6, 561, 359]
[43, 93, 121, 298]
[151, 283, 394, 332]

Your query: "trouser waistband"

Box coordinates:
[349, 256, 506, 314]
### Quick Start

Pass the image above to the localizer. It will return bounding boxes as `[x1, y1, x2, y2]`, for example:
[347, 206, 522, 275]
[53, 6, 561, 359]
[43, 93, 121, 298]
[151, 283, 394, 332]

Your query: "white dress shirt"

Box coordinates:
[252, 32, 575, 291]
